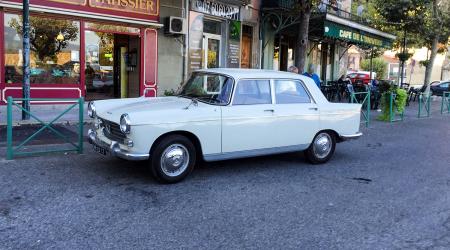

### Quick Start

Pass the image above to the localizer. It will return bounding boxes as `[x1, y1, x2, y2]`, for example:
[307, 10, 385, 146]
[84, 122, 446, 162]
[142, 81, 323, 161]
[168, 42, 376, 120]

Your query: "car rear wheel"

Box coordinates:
[150, 135, 196, 184]
[305, 131, 336, 164]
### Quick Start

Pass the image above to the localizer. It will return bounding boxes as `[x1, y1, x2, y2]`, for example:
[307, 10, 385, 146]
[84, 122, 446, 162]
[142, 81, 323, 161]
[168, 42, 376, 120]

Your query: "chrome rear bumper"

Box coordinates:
[339, 132, 363, 141]
[88, 129, 149, 161]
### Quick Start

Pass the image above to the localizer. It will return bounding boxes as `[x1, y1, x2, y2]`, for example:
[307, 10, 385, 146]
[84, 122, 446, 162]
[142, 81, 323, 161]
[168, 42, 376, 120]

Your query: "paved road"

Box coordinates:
[1, 114, 449, 249]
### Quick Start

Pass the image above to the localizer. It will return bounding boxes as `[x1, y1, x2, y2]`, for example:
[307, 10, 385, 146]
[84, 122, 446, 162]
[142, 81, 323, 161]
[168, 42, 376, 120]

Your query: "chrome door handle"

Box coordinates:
[309, 107, 318, 111]
[264, 109, 275, 112]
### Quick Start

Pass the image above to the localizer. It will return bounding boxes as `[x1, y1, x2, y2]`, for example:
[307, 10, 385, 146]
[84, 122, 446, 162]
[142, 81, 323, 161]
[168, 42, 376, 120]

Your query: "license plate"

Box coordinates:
[92, 143, 108, 156]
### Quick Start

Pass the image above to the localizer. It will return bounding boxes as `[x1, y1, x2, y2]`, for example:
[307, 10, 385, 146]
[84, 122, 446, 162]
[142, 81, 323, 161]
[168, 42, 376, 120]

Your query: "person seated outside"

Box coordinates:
[337, 75, 351, 101]
[303, 64, 321, 88]
[369, 78, 380, 110]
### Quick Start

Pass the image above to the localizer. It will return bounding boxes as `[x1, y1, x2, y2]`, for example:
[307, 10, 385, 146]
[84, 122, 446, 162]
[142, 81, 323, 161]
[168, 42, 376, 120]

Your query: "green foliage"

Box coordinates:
[419, 60, 430, 67]
[395, 52, 413, 62]
[370, 0, 450, 50]
[377, 85, 408, 121]
[360, 57, 388, 79]
[164, 89, 176, 96]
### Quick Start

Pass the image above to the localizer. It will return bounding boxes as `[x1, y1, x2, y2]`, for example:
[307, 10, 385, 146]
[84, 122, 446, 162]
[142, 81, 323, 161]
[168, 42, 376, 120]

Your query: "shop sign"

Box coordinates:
[324, 21, 392, 48]
[190, 0, 240, 21]
[4, 0, 159, 19]
[48, 0, 86, 5]
[89, 0, 158, 16]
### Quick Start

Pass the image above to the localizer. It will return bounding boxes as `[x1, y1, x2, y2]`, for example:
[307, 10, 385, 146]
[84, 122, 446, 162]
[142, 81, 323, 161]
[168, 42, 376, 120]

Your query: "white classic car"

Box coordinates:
[88, 69, 362, 183]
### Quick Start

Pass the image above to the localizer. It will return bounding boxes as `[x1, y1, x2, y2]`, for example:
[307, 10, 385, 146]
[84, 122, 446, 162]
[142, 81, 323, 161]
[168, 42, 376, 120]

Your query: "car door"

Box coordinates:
[221, 79, 276, 153]
[440, 82, 449, 95]
[271, 79, 320, 147]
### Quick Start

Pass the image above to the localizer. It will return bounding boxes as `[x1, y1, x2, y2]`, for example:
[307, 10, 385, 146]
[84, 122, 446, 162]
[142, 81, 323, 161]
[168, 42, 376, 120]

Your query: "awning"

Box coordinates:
[323, 15, 396, 48]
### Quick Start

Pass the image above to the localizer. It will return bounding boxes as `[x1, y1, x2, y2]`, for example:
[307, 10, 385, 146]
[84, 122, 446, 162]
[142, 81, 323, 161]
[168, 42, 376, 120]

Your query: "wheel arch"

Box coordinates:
[315, 129, 342, 143]
[150, 130, 204, 158]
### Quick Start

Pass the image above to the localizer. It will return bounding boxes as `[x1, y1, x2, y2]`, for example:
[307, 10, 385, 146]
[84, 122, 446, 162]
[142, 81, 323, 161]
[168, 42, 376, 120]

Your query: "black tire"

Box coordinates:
[150, 135, 196, 184]
[305, 131, 336, 164]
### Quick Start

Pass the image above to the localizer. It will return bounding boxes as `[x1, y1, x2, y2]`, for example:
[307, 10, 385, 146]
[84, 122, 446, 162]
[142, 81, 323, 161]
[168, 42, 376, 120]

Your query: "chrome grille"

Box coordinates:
[100, 118, 126, 143]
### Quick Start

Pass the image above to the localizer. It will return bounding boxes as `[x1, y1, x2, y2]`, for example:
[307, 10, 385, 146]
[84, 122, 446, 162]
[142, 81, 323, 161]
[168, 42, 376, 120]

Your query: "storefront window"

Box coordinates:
[4, 14, 80, 84]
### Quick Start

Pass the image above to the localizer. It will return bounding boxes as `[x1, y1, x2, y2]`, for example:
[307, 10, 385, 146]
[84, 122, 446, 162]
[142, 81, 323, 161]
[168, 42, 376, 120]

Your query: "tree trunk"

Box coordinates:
[295, 10, 311, 73]
[424, 0, 441, 94]
[424, 37, 439, 86]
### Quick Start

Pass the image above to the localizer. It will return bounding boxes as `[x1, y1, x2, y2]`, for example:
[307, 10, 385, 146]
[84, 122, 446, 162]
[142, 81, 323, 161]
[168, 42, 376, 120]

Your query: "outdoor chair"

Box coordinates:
[407, 84, 428, 106]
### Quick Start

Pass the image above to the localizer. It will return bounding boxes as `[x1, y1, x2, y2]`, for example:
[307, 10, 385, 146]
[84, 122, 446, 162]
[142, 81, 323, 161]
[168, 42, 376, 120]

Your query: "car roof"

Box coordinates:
[194, 68, 329, 105]
[194, 68, 306, 80]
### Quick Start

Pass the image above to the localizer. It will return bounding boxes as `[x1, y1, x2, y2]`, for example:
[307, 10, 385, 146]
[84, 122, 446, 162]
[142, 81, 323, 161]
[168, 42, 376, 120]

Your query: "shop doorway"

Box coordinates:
[85, 31, 140, 100]
[203, 33, 221, 69]
[241, 25, 253, 68]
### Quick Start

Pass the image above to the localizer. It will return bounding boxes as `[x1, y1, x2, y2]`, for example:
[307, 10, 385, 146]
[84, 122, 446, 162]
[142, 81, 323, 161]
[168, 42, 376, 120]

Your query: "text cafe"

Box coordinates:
[188, 0, 260, 72]
[0, 0, 160, 104]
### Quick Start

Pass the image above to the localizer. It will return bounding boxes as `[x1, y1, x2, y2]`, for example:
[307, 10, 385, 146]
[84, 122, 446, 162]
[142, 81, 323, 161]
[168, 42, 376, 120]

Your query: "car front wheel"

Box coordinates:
[305, 131, 336, 164]
[150, 135, 196, 184]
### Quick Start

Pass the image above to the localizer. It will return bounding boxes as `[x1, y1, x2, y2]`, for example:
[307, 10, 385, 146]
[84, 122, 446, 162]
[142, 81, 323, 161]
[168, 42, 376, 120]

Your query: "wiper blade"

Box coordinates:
[183, 97, 198, 110]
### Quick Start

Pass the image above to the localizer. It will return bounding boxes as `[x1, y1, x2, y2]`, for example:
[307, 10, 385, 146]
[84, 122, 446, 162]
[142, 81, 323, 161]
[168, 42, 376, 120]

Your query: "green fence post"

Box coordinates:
[78, 97, 84, 154]
[427, 94, 431, 117]
[418, 94, 422, 118]
[389, 92, 394, 123]
[6, 97, 14, 160]
[367, 91, 371, 127]
[442, 92, 450, 114]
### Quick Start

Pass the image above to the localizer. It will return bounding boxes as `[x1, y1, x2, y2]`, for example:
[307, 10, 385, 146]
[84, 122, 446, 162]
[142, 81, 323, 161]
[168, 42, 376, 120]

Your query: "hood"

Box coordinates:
[95, 97, 194, 124]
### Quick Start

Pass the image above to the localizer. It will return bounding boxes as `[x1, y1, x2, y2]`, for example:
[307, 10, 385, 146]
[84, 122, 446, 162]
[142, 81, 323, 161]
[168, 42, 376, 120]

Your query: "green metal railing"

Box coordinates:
[441, 92, 450, 114]
[389, 92, 404, 122]
[350, 91, 370, 127]
[418, 93, 431, 118]
[6, 97, 84, 160]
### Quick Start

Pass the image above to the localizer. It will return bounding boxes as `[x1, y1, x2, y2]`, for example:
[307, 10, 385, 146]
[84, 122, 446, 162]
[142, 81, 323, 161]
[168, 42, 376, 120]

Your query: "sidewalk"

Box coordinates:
[0, 103, 92, 127]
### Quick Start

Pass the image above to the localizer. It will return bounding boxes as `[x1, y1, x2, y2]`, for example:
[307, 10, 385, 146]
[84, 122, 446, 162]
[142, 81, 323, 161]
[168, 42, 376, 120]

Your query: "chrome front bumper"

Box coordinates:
[88, 129, 149, 161]
[339, 132, 363, 141]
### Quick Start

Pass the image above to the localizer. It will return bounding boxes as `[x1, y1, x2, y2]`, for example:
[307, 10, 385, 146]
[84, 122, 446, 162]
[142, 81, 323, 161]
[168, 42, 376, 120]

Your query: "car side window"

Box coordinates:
[275, 80, 311, 104]
[233, 80, 272, 105]
[441, 83, 449, 88]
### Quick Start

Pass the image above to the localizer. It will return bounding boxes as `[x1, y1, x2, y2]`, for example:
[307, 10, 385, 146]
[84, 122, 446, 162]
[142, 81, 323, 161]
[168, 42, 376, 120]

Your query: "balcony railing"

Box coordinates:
[313, 3, 372, 27]
[262, 1, 372, 27]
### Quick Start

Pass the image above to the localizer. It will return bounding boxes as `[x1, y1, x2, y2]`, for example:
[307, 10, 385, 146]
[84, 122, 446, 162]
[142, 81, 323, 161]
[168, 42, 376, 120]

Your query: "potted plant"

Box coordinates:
[377, 81, 408, 121]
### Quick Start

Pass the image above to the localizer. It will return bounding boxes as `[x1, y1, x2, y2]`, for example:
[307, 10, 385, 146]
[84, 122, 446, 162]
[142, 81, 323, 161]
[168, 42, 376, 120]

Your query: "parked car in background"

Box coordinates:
[347, 71, 377, 85]
[430, 81, 450, 96]
[88, 69, 362, 183]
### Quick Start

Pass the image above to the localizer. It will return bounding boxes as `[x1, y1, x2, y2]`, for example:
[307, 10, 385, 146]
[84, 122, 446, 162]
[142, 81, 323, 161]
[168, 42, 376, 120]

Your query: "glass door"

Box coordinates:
[203, 34, 221, 69]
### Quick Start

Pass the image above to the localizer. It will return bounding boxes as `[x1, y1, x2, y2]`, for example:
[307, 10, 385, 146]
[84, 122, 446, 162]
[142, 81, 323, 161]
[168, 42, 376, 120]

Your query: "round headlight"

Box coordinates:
[120, 113, 131, 134]
[88, 102, 96, 118]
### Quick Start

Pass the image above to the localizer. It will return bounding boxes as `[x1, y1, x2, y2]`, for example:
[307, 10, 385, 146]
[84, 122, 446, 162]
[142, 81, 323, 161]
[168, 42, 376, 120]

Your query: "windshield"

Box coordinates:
[177, 73, 234, 105]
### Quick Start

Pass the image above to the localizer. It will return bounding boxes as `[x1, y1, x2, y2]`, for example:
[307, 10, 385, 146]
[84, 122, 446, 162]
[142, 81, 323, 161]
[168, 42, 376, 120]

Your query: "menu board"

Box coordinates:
[188, 12, 204, 73]
[227, 20, 241, 68]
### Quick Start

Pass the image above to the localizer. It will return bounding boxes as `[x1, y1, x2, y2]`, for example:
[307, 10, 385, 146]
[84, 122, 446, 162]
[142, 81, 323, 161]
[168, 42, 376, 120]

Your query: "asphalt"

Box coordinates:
[0, 99, 449, 249]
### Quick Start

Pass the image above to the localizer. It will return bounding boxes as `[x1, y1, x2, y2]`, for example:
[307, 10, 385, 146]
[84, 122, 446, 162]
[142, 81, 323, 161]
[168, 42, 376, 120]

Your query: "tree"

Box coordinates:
[421, 0, 450, 85]
[372, 0, 450, 85]
[293, 0, 321, 72]
[9, 16, 78, 62]
[360, 57, 388, 79]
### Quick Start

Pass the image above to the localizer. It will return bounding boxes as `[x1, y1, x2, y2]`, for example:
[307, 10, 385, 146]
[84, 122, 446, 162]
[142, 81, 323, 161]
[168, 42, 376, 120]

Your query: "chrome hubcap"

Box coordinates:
[160, 144, 189, 177]
[313, 133, 332, 159]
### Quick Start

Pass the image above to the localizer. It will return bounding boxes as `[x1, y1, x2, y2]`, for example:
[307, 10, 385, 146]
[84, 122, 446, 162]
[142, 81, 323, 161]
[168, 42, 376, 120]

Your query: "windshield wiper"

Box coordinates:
[177, 94, 192, 99]
[183, 97, 198, 110]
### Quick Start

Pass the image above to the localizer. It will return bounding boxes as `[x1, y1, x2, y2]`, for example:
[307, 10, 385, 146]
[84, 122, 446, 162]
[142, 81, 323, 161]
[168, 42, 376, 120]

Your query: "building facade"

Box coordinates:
[261, 0, 395, 84]
[1, 0, 161, 104]
[1, 0, 260, 103]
